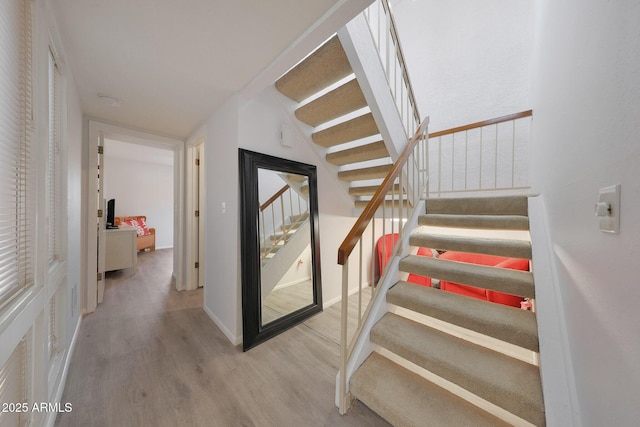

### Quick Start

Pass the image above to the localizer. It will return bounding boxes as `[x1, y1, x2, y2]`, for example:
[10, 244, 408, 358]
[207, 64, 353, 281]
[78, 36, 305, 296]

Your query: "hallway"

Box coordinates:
[55, 249, 388, 427]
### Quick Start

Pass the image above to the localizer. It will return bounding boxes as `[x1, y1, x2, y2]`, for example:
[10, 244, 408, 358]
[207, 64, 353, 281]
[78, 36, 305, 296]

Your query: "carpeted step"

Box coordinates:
[419, 213, 530, 230]
[338, 164, 392, 182]
[426, 196, 529, 216]
[289, 212, 309, 223]
[387, 281, 539, 351]
[326, 140, 389, 166]
[295, 79, 367, 127]
[312, 113, 379, 147]
[371, 313, 545, 426]
[400, 255, 535, 298]
[409, 233, 532, 260]
[275, 36, 352, 102]
[349, 183, 399, 197]
[350, 352, 510, 427]
[354, 198, 411, 210]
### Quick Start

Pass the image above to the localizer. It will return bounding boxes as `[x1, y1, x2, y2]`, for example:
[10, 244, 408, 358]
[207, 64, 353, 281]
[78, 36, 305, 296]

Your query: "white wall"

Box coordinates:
[65, 64, 83, 345]
[104, 140, 174, 249]
[531, 0, 640, 425]
[390, 0, 534, 131]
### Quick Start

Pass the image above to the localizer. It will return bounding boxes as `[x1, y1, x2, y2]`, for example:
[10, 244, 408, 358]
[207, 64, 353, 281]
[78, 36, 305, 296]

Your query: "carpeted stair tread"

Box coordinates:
[275, 36, 352, 102]
[371, 313, 545, 426]
[388, 281, 539, 352]
[350, 352, 511, 427]
[409, 233, 532, 259]
[426, 196, 529, 216]
[355, 198, 410, 210]
[312, 113, 379, 147]
[349, 183, 399, 197]
[400, 255, 535, 298]
[419, 213, 530, 230]
[295, 79, 367, 127]
[289, 212, 309, 222]
[338, 164, 392, 182]
[326, 140, 389, 166]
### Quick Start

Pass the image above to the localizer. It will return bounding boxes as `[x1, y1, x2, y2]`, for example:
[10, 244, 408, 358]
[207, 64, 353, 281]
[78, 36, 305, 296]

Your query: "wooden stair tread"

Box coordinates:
[312, 113, 379, 148]
[350, 352, 511, 427]
[419, 213, 530, 230]
[371, 313, 545, 426]
[388, 281, 539, 352]
[326, 140, 389, 166]
[409, 233, 532, 259]
[295, 79, 368, 127]
[400, 255, 535, 298]
[275, 36, 352, 102]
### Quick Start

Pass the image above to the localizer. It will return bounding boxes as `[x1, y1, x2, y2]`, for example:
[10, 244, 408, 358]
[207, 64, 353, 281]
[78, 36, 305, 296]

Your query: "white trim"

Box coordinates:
[203, 305, 242, 347]
[323, 283, 367, 309]
[528, 195, 580, 426]
[44, 315, 81, 427]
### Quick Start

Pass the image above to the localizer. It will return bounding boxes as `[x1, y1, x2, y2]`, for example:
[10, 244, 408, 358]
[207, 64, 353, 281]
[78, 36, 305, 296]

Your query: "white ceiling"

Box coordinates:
[50, 0, 354, 139]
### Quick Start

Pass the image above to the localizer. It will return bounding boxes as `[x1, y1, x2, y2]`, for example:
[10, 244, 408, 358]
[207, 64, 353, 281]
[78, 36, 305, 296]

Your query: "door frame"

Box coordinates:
[185, 128, 206, 290]
[86, 120, 185, 313]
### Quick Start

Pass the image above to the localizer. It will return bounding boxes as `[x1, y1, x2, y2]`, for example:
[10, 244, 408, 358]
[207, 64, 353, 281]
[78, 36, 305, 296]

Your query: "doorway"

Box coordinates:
[86, 121, 186, 313]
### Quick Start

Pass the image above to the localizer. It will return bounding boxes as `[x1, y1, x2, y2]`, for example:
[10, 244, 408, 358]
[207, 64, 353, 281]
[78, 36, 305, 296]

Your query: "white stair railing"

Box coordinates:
[337, 117, 429, 414]
[363, 0, 420, 138]
[429, 110, 533, 197]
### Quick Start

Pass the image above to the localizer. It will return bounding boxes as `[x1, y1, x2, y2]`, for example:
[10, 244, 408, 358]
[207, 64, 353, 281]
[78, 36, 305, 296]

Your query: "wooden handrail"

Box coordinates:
[428, 110, 532, 138]
[380, 0, 421, 123]
[259, 184, 289, 212]
[338, 117, 429, 265]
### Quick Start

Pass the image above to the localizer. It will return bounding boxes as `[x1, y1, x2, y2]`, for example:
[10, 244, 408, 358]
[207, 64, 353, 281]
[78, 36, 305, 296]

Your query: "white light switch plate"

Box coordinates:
[598, 184, 620, 233]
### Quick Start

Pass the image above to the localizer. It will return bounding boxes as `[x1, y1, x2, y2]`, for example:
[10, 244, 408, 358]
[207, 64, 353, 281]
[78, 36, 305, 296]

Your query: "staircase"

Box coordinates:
[275, 35, 393, 207]
[260, 212, 309, 266]
[348, 195, 545, 426]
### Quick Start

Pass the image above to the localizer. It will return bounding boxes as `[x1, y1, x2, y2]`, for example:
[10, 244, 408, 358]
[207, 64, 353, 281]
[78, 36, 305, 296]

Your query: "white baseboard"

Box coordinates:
[203, 305, 242, 347]
[155, 245, 173, 250]
[323, 284, 366, 309]
[272, 276, 312, 291]
[45, 315, 82, 427]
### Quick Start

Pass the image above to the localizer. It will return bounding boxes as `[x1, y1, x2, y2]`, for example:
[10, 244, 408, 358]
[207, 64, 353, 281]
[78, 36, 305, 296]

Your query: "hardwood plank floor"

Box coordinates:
[55, 249, 388, 427]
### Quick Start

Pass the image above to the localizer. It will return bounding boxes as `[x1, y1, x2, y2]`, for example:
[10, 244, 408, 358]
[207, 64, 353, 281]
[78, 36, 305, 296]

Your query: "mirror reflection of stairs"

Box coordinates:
[349, 195, 546, 426]
[261, 212, 310, 267]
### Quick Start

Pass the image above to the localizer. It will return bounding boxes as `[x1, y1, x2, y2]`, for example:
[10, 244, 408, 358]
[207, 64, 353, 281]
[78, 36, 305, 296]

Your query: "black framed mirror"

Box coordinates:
[239, 149, 322, 351]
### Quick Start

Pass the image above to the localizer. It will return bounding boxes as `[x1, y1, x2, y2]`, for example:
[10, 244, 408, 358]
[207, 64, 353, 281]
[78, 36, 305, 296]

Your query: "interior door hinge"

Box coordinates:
[195, 262, 199, 269]
[195, 159, 200, 166]
[195, 210, 199, 217]
[97, 272, 103, 281]
[98, 146, 104, 155]
[97, 209, 103, 218]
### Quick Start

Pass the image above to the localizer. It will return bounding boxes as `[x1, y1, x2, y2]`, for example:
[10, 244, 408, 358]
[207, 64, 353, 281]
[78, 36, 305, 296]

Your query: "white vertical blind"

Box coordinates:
[0, 0, 33, 308]
[48, 294, 57, 358]
[48, 48, 60, 264]
[0, 339, 27, 427]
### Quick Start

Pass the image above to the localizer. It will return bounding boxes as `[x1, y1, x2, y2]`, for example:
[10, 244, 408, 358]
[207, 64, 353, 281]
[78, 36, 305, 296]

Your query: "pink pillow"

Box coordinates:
[123, 218, 151, 236]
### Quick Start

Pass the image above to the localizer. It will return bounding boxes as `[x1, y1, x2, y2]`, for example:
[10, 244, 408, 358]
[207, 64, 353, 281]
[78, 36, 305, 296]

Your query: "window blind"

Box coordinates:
[48, 48, 60, 264]
[0, 339, 27, 427]
[0, 0, 33, 308]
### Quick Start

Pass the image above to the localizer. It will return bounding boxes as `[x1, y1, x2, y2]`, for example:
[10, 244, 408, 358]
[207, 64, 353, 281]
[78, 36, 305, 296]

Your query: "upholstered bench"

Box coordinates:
[114, 216, 156, 251]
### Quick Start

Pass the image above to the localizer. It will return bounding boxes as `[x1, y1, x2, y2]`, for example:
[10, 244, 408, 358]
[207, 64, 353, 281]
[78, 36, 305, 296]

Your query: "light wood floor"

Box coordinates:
[55, 249, 388, 427]
[262, 280, 314, 324]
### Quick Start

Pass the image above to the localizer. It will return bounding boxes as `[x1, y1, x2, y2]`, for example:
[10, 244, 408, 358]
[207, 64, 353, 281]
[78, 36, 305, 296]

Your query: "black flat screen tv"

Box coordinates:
[106, 199, 117, 229]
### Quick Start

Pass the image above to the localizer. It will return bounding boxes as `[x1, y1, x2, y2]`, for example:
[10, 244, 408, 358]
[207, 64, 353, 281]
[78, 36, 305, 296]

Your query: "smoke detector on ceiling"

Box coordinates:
[98, 94, 122, 107]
